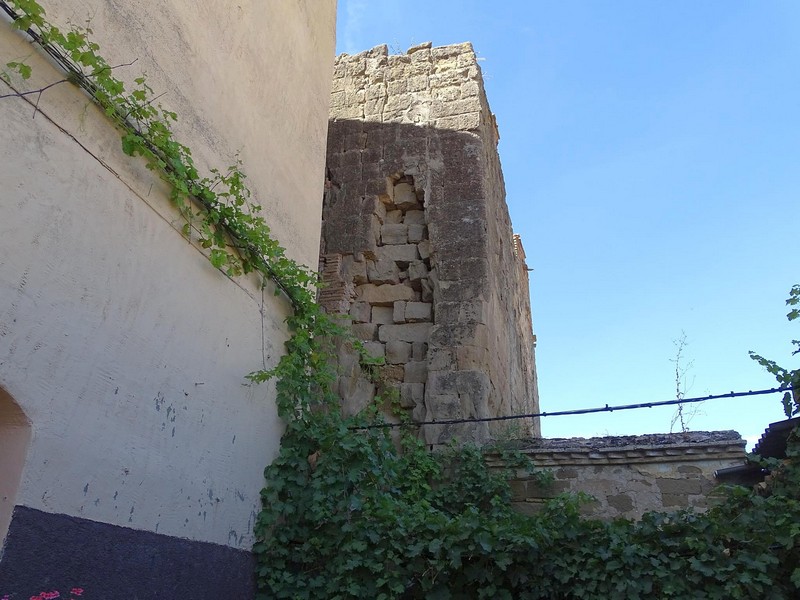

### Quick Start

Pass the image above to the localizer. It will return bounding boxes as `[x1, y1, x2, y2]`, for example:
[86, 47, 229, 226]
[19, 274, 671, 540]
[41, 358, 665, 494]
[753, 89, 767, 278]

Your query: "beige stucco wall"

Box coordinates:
[0, 0, 336, 549]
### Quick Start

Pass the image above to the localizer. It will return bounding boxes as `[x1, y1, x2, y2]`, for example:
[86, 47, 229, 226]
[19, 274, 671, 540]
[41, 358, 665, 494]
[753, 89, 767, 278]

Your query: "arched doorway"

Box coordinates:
[0, 386, 31, 548]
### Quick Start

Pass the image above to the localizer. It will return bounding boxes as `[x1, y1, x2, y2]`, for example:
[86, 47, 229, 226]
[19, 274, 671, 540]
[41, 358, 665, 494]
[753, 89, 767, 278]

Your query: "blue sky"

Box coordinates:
[337, 1, 799, 446]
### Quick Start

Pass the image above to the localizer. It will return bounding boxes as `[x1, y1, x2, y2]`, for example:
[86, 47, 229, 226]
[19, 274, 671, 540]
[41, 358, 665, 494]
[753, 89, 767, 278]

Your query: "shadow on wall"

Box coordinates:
[0, 386, 31, 550]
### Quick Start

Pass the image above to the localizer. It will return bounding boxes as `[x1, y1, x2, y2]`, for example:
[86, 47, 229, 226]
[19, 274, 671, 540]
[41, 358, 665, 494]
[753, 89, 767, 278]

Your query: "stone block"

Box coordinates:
[386, 340, 411, 364]
[404, 210, 426, 224]
[407, 41, 432, 53]
[407, 260, 429, 282]
[434, 300, 488, 325]
[376, 245, 419, 264]
[456, 345, 490, 371]
[428, 69, 468, 89]
[373, 197, 387, 223]
[404, 361, 428, 384]
[435, 257, 488, 282]
[351, 323, 377, 341]
[381, 223, 408, 245]
[412, 342, 427, 361]
[372, 306, 393, 324]
[393, 301, 407, 323]
[385, 210, 403, 224]
[394, 183, 418, 210]
[607, 493, 634, 514]
[421, 278, 433, 302]
[433, 85, 461, 102]
[356, 284, 415, 306]
[365, 83, 386, 100]
[661, 494, 689, 508]
[349, 302, 371, 323]
[387, 79, 407, 95]
[418, 240, 432, 260]
[336, 104, 365, 120]
[426, 370, 490, 399]
[407, 75, 429, 92]
[555, 468, 579, 480]
[378, 323, 432, 343]
[367, 259, 400, 284]
[385, 94, 413, 112]
[435, 278, 487, 303]
[400, 383, 425, 408]
[427, 219, 486, 255]
[381, 364, 405, 383]
[431, 97, 481, 119]
[405, 302, 432, 322]
[407, 224, 427, 243]
[364, 97, 386, 117]
[429, 323, 488, 348]
[371, 214, 382, 244]
[435, 112, 481, 132]
[362, 341, 385, 360]
[426, 346, 455, 371]
[461, 80, 480, 98]
[330, 90, 346, 109]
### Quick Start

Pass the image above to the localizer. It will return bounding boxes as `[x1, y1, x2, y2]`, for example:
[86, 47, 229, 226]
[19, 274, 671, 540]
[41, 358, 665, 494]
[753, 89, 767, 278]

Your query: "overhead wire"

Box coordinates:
[349, 386, 792, 430]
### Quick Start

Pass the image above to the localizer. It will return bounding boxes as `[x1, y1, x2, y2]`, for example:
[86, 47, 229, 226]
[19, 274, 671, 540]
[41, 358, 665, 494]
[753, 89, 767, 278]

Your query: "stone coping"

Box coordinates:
[485, 431, 746, 467]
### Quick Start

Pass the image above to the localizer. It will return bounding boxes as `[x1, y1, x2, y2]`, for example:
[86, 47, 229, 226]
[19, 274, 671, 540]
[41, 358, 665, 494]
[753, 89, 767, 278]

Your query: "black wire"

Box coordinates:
[350, 386, 792, 430]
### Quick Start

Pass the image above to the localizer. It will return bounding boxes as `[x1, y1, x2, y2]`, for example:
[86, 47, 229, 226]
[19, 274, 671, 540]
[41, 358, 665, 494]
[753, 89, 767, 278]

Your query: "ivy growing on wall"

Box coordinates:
[0, 0, 358, 419]
[3, 3, 799, 599]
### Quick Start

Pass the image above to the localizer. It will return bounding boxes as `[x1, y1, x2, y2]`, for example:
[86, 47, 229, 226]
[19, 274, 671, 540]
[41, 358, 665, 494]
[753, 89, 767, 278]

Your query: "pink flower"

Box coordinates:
[70, 590, 84, 597]
[30, 592, 60, 600]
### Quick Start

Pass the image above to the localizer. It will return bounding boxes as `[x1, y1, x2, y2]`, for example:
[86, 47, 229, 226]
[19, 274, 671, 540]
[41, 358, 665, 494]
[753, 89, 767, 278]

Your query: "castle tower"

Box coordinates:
[321, 42, 540, 444]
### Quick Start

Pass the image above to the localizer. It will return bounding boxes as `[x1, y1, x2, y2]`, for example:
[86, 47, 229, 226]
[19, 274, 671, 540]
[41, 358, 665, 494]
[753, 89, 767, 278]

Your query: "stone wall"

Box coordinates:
[321, 43, 539, 445]
[489, 431, 746, 519]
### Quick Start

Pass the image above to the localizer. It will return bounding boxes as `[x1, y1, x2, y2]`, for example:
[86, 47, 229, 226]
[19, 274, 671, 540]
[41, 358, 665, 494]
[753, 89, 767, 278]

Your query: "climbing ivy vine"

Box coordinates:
[750, 284, 800, 418]
[3, 4, 799, 598]
[0, 0, 358, 419]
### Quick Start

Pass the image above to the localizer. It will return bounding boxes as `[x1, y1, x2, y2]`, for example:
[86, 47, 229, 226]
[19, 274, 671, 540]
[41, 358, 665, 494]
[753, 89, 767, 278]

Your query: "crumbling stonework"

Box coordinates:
[489, 431, 747, 519]
[321, 42, 539, 444]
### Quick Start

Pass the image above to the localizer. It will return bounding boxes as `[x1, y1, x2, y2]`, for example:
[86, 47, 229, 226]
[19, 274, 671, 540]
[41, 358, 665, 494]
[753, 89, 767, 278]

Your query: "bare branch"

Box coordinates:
[0, 77, 69, 99]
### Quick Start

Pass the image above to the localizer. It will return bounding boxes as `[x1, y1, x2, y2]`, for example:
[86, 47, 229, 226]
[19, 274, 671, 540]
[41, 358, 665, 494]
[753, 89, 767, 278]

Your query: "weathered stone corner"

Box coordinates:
[321, 42, 540, 445]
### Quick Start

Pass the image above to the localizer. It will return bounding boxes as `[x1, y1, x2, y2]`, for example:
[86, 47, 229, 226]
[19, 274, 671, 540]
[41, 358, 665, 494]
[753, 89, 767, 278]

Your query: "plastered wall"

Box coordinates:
[0, 0, 335, 562]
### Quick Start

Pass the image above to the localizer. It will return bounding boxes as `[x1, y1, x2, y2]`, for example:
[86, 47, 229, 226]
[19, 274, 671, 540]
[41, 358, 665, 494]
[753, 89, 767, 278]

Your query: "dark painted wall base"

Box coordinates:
[0, 506, 255, 599]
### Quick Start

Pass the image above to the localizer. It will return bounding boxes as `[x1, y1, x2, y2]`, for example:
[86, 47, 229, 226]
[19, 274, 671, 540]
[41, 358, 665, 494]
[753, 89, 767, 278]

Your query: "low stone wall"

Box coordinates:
[488, 431, 746, 519]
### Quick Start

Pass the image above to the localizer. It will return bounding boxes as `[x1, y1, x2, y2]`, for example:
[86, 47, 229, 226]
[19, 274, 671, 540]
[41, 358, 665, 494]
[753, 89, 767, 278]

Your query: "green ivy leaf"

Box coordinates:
[209, 249, 227, 269]
[5, 61, 32, 80]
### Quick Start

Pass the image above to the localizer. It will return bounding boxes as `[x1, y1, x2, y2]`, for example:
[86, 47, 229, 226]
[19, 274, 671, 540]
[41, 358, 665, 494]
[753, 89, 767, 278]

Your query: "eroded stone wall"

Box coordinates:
[489, 431, 746, 519]
[321, 43, 539, 445]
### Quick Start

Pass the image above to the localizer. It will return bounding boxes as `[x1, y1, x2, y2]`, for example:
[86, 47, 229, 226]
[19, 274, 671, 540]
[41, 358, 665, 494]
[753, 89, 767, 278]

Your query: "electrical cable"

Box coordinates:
[350, 386, 792, 430]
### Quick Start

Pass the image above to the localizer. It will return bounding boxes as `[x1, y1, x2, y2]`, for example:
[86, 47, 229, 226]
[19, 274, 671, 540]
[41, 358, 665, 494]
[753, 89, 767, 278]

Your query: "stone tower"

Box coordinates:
[320, 42, 540, 444]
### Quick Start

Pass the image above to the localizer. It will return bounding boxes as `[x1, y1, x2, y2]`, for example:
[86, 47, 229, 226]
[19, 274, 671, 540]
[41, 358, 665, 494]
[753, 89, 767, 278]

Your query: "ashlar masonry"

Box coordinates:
[320, 42, 540, 445]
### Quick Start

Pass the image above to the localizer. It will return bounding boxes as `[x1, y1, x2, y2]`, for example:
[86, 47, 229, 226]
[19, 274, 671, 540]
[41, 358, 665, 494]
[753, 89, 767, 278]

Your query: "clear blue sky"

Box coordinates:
[337, 1, 799, 446]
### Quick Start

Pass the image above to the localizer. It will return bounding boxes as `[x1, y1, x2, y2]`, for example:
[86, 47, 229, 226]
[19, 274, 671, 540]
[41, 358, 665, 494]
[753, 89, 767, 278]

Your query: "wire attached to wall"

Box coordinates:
[349, 386, 792, 430]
